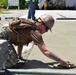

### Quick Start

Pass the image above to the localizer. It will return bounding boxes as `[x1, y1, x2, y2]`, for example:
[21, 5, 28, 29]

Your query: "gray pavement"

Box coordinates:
[0, 10, 28, 24]
[0, 10, 76, 75]
[20, 10, 76, 20]
[0, 10, 76, 23]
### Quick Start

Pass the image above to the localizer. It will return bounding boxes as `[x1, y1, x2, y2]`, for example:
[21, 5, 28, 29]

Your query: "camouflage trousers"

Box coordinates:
[0, 27, 9, 40]
[0, 27, 18, 68]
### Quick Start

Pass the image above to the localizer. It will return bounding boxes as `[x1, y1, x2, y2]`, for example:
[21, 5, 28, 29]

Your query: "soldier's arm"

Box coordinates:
[37, 43, 74, 67]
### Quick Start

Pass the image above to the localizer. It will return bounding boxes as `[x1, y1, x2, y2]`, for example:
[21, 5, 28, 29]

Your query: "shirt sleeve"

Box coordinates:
[30, 30, 44, 45]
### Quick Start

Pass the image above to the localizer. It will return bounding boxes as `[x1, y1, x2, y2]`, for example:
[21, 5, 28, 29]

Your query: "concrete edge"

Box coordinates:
[7, 69, 76, 75]
[57, 18, 76, 20]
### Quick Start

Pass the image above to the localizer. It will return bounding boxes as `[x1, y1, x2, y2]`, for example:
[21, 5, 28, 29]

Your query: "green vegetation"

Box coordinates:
[0, 10, 11, 14]
[0, 0, 38, 9]
[0, 0, 27, 9]
[0, 0, 7, 8]
[20, 0, 26, 9]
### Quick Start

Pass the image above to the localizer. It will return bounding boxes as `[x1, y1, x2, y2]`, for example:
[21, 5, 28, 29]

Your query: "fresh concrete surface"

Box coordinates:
[27, 21, 76, 65]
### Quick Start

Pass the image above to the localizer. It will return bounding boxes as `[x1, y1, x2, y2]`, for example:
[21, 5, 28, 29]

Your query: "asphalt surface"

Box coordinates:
[0, 10, 76, 75]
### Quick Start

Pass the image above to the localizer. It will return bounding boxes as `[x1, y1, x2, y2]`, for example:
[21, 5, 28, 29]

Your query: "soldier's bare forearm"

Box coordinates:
[48, 52, 62, 63]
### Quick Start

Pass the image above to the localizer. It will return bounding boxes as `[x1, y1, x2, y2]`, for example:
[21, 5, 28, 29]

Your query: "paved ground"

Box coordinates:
[0, 10, 76, 75]
[0, 10, 76, 23]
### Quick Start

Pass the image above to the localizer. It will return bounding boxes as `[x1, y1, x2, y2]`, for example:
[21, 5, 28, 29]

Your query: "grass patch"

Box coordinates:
[0, 10, 11, 14]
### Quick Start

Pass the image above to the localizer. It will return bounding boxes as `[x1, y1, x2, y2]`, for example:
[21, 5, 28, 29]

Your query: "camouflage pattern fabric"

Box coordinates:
[0, 27, 18, 68]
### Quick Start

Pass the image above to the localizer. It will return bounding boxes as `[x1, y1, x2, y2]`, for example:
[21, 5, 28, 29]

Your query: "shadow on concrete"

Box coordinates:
[8, 60, 76, 69]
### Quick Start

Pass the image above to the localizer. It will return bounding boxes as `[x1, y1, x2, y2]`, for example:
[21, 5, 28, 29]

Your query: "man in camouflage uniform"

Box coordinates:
[0, 14, 75, 68]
